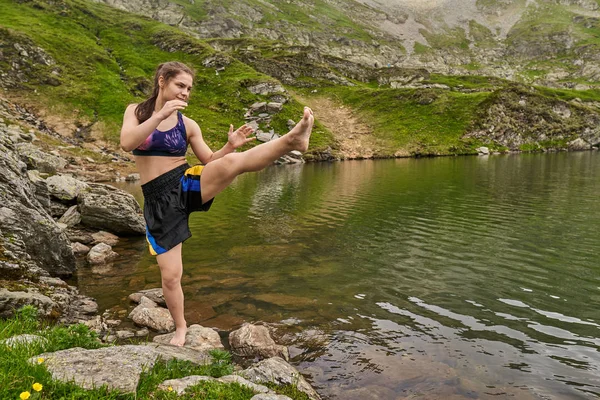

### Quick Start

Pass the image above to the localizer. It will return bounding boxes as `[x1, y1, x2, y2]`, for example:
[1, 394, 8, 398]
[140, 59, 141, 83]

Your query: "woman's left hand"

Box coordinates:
[228, 124, 256, 149]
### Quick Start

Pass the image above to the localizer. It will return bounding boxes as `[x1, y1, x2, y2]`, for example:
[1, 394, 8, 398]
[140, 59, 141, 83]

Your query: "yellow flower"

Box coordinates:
[167, 386, 173, 392]
[37, 357, 44, 364]
[32, 383, 43, 392]
[19, 391, 31, 400]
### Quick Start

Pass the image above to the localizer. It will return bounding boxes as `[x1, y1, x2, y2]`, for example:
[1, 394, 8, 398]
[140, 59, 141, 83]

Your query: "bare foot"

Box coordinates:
[288, 107, 314, 152]
[169, 327, 187, 346]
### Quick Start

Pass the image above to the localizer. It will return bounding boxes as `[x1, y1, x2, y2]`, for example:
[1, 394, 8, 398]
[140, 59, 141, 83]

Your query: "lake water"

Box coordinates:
[74, 151, 600, 399]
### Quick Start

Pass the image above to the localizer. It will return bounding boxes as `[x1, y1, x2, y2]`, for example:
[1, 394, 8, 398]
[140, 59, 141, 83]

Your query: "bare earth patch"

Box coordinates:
[295, 95, 377, 159]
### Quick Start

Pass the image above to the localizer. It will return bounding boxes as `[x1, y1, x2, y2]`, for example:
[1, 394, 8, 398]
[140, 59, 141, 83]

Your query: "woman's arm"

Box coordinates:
[120, 100, 187, 151]
[188, 119, 255, 164]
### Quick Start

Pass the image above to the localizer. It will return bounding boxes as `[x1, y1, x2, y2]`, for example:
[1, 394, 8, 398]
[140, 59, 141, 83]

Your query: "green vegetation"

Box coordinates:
[0, 306, 310, 399]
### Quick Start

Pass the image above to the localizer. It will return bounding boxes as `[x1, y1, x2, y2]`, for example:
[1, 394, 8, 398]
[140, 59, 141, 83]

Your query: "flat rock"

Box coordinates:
[1, 334, 48, 348]
[158, 375, 216, 395]
[229, 323, 289, 361]
[30, 344, 212, 393]
[129, 296, 174, 333]
[241, 357, 321, 400]
[154, 324, 224, 351]
[129, 288, 167, 307]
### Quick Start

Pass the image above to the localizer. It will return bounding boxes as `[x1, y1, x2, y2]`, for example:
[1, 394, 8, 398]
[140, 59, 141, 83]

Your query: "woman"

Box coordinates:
[120, 61, 314, 346]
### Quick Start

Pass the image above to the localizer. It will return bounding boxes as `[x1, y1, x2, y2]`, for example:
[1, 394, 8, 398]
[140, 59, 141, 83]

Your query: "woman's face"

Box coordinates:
[160, 72, 193, 102]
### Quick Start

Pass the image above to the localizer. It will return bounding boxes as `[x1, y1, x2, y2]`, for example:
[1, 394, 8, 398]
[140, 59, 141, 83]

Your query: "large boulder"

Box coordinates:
[229, 323, 289, 361]
[241, 357, 321, 400]
[15, 142, 67, 173]
[0, 125, 76, 277]
[0, 288, 58, 318]
[78, 183, 145, 235]
[30, 344, 212, 393]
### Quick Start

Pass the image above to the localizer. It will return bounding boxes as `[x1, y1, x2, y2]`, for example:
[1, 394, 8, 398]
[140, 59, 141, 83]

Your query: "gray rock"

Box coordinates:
[15, 142, 67, 173]
[0, 288, 57, 318]
[241, 357, 320, 400]
[91, 231, 119, 246]
[58, 205, 81, 227]
[125, 173, 140, 182]
[116, 330, 135, 340]
[46, 175, 89, 201]
[71, 242, 90, 255]
[476, 146, 490, 155]
[129, 296, 174, 333]
[568, 138, 591, 150]
[78, 183, 145, 235]
[266, 102, 283, 113]
[158, 375, 216, 395]
[218, 375, 272, 394]
[1, 334, 48, 348]
[251, 395, 293, 400]
[87, 243, 118, 265]
[247, 83, 285, 96]
[129, 288, 166, 307]
[154, 324, 224, 351]
[229, 323, 289, 361]
[30, 344, 212, 393]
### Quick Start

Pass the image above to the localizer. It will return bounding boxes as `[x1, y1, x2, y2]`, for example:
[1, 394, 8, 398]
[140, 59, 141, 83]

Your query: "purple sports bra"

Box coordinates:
[132, 111, 187, 157]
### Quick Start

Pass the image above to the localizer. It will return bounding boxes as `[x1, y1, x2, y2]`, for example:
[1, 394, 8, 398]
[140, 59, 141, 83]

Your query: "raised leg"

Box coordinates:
[200, 107, 314, 203]
[156, 243, 187, 346]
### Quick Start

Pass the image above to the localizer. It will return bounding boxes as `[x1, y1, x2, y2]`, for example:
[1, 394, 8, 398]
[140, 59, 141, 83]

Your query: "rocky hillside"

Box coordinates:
[91, 0, 600, 88]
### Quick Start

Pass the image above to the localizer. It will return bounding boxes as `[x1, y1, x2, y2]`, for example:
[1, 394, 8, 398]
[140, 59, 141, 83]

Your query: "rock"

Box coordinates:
[129, 288, 167, 307]
[46, 175, 89, 201]
[1, 334, 48, 348]
[78, 183, 145, 235]
[116, 330, 135, 340]
[247, 82, 285, 96]
[0, 261, 24, 280]
[91, 231, 119, 246]
[158, 376, 216, 395]
[248, 102, 267, 114]
[136, 327, 149, 337]
[251, 395, 292, 400]
[58, 205, 81, 227]
[476, 146, 490, 155]
[0, 288, 58, 318]
[30, 344, 212, 393]
[71, 242, 90, 255]
[241, 357, 320, 400]
[38, 276, 68, 287]
[568, 138, 591, 150]
[154, 324, 224, 351]
[229, 323, 289, 361]
[15, 142, 67, 173]
[266, 102, 283, 113]
[218, 375, 272, 394]
[128, 296, 175, 333]
[125, 173, 140, 182]
[87, 243, 118, 264]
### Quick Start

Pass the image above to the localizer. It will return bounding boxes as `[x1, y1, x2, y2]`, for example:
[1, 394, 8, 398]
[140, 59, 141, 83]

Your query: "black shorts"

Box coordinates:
[141, 163, 213, 256]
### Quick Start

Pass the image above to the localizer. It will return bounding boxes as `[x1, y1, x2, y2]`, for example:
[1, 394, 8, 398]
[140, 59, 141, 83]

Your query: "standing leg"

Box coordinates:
[156, 243, 187, 346]
[200, 107, 314, 202]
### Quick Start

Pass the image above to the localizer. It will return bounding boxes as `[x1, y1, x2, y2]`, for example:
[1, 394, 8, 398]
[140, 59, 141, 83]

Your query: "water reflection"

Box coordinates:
[75, 152, 600, 399]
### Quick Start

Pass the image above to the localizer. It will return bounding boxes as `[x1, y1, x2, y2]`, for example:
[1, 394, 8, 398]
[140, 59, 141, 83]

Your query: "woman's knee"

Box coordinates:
[161, 273, 181, 290]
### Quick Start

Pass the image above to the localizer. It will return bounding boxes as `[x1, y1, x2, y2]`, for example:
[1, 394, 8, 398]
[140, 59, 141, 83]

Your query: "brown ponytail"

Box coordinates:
[135, 61, 195, 123]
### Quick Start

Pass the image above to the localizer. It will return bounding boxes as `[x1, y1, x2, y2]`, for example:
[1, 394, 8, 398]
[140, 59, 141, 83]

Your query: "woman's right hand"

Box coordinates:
[156, 100, 188, 120]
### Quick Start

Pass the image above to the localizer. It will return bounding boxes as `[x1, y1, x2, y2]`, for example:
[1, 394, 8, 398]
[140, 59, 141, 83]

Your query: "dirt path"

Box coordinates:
[294, 94, 377, 159]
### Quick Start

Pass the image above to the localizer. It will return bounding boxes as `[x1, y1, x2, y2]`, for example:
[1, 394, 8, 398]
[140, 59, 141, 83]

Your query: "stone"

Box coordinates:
[91, 231, 119, 246]
[129, 296, 175, 333]
[0, 289, 57, 318]
[78, 183, 145, 235]
[46, 175, 89, 201]
[129, 288, 167, 307]
[251, 395, 292, 400]
[135, 327, 149, 337]
[30, 344, 212, 393]
[154, 324, 224, 351]
[229, 323, 289, 361]
[241, 357, 320, 400]
[568, 138, 591, 150]
[125, 173, 140, 182]
[71, 242, 90, 255]
[476, 146, 490, 155]
[247, 83, 285, 96]
[158, 376, 216, 395]
[15, 142, 67, 173]
[218, 375, 272, 394]
[116, 330, 135, 340]
[87, 243, 118, 264]
[58, 205, 81, 227]
[1, 334, 48, 348]
[266, 102, 283, 113]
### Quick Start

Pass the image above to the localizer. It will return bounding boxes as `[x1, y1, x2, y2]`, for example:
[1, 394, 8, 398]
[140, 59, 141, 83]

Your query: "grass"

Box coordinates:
[0, 306, 310, 399]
